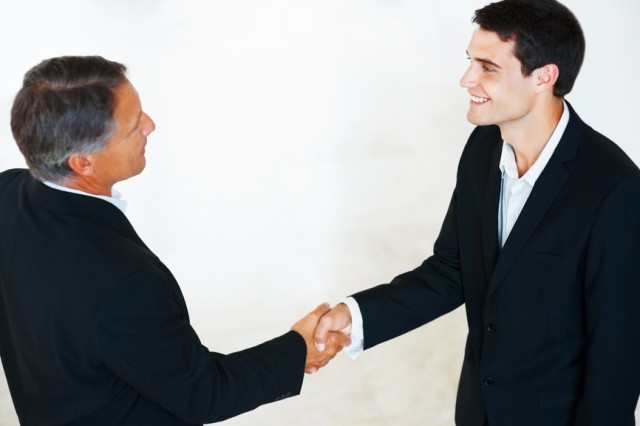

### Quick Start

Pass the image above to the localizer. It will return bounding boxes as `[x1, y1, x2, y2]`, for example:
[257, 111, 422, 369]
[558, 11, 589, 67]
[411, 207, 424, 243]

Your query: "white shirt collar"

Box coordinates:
[499, 100, 570, 185]
[42, 181, 128, 213]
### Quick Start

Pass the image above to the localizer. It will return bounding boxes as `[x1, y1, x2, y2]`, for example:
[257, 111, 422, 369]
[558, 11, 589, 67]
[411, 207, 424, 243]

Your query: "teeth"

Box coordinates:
[471, 95, 489, 103]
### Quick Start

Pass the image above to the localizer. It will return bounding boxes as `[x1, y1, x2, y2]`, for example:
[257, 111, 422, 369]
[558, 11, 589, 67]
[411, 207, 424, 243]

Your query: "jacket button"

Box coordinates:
[486, 323, 497, 333]
[483, 376, 494, 386]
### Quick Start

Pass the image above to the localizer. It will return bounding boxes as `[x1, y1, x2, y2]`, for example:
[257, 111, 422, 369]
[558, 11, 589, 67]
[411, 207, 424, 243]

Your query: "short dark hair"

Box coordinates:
[10, 56, 128, 182]
[473, 0, 585, 97]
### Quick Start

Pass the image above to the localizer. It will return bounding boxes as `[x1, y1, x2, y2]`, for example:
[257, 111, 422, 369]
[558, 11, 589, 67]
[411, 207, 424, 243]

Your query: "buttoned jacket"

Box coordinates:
[353, 103, 640, 425]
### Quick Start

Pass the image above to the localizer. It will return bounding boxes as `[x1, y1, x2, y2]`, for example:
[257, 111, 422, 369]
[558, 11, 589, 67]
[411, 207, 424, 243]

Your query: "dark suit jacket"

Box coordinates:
[0, 169, 306, 425]
[353, 103, 640, 425]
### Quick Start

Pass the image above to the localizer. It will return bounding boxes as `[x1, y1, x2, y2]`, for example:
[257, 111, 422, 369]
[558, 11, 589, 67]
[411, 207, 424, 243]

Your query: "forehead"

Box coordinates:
[113, 81, 140, 110]
[112, 81, 141, 124]
[467, 28, 518, 66]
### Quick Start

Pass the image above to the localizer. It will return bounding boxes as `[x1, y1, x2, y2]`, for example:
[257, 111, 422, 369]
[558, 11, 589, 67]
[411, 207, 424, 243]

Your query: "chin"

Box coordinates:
[131, 161, 146, 178]
[466, 113, 495, 127]
[466, 113, 482, 126]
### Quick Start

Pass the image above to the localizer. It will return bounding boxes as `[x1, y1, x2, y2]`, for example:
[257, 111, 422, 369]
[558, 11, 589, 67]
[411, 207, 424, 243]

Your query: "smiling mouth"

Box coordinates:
[471, 95, 490, 104]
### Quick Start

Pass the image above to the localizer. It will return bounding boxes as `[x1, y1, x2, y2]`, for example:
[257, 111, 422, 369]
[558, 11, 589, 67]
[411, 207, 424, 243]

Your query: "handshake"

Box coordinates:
[290, 303, 353, 374]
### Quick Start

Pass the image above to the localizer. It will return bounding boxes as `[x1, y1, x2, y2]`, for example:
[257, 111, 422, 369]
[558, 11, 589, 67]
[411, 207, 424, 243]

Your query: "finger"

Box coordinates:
[328, 331, 351, 348]
[309, 302, 330, 320]
[313, 313, 335, 352]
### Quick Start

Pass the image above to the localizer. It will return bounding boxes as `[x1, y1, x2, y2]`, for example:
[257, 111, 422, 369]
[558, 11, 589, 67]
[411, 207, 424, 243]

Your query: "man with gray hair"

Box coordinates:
[0, 55, 348, 425]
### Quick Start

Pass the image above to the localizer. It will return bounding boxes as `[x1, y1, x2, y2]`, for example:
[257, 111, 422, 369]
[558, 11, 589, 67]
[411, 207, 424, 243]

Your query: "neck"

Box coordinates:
[58, 176, 113, 197]
[500, 97, 564, 177]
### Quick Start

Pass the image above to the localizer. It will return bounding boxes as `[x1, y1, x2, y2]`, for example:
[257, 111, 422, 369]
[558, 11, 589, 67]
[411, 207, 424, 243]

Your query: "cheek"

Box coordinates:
[488, 81, 521, 104]
[478, 76, 499, 95]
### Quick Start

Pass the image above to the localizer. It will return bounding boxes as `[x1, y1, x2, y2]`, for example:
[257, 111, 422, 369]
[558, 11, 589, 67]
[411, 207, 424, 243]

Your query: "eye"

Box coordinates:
[482, 65, 496, 73]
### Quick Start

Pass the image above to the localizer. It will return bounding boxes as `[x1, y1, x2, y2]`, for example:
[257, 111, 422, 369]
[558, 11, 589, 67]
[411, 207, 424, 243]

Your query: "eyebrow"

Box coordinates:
[466, 51, 502, 69]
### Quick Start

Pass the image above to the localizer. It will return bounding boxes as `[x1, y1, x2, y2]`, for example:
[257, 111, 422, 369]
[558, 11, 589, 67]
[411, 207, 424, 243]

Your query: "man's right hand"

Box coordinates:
[291, 304, 351, 374]
[313, 303, 352, 352]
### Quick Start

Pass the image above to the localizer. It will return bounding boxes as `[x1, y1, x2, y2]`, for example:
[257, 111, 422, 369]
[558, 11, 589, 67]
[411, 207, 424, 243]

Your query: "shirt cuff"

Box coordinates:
[342, 297, 364, 359]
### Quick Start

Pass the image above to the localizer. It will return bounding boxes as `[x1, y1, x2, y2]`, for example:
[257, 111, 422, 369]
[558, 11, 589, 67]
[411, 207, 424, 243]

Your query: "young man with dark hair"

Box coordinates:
[315, 1, 640, 424]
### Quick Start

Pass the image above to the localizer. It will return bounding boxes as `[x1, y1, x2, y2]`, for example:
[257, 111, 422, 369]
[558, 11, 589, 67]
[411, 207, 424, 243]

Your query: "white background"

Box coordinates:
[1, 1, 639, 424]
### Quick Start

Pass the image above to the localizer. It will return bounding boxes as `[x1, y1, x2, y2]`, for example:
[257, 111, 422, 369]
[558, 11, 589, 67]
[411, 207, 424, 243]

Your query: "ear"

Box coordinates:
[67, 154, 94, 176]
[533, 64, 560, 94]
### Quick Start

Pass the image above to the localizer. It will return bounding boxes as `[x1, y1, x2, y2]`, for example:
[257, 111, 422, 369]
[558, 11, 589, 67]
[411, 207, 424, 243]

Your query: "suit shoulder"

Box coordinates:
[470, 124, 501, 141]
[577, 126, 639, 177]
[0, 168, 29, 184]
[461, 125, 501, 156]
[457, 125, 501, 172]
[0, 169, 30, 203]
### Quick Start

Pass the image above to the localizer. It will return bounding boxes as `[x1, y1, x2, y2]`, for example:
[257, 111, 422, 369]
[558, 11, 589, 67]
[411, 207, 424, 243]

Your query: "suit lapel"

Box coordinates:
[485, 160, 570, 299]
[481, 142, 502, 283]
[484, 101, 585, 300]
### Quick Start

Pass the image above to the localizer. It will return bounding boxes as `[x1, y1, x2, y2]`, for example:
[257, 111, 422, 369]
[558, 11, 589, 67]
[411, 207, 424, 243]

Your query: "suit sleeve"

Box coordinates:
[575, 177, 640, 425]
[95, 269, 306, 424]
[352, 187, 465, 350]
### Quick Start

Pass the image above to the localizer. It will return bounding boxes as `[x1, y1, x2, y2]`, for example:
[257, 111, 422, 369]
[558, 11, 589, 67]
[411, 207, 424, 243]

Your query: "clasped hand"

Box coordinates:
[291, 303, 351, 374]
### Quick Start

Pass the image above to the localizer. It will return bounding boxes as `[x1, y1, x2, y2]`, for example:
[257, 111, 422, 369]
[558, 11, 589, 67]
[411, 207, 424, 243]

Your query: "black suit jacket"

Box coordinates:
[353, 103, 640, 425]
[0, 170, 306, 425]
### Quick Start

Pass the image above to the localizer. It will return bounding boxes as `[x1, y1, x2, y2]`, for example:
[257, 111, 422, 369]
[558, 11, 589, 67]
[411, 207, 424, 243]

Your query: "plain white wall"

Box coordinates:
[1, 0, 639, 313]
[0, 0, 639, 424]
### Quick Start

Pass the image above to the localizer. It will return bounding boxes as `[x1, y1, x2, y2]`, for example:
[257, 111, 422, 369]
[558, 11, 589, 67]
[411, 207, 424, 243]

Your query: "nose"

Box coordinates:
[459, 65, 477, 89]
[142, 112, 156, 137]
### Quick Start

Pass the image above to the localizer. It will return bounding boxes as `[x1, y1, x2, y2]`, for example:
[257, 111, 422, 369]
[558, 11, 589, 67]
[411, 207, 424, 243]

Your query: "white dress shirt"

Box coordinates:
[498, 102, 569, 247]
[343, 101, 570, 358]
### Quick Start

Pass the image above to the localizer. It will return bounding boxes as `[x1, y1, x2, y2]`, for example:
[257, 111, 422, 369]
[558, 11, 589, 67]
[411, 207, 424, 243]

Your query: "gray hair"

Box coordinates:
[10, 56, 128, 182]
